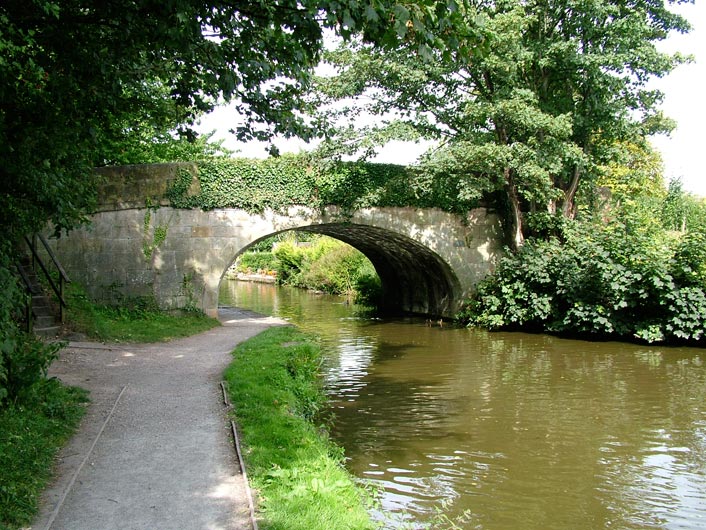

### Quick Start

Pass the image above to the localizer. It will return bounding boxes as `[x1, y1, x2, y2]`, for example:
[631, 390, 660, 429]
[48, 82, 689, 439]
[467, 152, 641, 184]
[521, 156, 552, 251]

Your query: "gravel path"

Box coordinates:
[32, 308, 286, 530]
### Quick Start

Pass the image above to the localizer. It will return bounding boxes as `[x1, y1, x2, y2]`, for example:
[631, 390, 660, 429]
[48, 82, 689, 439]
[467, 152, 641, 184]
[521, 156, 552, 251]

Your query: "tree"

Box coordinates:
[1, 0, 474, 243]
[597, 141, 666, 203]
[662, 178, 706, 233]
[312, 0, 691, 249]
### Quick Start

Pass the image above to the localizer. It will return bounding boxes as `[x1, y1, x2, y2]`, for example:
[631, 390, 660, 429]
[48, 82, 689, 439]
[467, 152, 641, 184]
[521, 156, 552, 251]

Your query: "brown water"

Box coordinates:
[220, 280, 706, 529]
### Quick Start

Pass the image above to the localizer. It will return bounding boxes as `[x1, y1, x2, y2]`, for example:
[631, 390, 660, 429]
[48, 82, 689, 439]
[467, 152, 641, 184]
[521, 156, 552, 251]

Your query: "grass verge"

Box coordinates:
[65, 284, 220, 342]
[224, 326, 376, 530]
[0, 380, 88, 529]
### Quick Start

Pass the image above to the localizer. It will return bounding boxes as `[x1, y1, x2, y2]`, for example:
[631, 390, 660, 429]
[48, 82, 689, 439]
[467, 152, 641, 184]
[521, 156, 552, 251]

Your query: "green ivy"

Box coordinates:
[163, 155, 478, 214]
[141, 201, 168, 260]
[165, 168, 200, 208]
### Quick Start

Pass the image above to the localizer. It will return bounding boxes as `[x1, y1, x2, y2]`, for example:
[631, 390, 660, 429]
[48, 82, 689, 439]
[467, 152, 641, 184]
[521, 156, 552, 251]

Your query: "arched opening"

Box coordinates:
[220, 223, 462, 317]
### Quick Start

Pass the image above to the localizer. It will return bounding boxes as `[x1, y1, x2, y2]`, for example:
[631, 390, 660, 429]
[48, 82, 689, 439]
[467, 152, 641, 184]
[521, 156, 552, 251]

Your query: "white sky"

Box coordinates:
[196, 1, 706, 195]
[648, 1, 705, 196]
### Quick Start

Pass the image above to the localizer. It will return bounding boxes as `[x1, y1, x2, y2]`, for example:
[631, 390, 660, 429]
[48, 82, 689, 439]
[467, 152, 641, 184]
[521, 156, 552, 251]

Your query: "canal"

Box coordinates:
[220, 280, 706, 529]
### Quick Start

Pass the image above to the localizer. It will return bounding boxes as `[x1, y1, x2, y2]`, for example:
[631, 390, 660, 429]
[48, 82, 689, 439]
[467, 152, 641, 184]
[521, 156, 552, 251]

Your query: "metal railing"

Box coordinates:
[15, 260, 35, 332]
[23, 233, 71, 325]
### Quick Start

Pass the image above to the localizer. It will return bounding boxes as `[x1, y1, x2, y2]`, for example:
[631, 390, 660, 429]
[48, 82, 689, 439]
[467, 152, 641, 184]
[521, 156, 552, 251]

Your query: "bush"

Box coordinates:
[235, 251, 279, 275]
[299, 244, 368, 295]
[462, 213, 706, 344]
[268, 235, 382, 304]
[353, 266, 383, 307]
[2, 335, 62, 405]
[272, 240, 307, 284]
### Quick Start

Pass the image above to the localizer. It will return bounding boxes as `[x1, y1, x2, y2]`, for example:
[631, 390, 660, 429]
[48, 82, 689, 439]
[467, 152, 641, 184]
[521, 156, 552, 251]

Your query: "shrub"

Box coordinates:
[268, 235, 381, 304]
[353, 265, 383, 307]
[299, 244, 368, 295]
[272, 240, 306, 284]
[462, 214, 706, 344]
[0, 317, 62, 408]
[671, 231, 706, 287]
[236, 251, 279, 275]
[2, 336, 62, 405]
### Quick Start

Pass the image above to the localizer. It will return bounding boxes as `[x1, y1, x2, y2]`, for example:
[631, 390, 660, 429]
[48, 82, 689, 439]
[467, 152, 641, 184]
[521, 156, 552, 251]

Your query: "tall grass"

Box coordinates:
[0, 380, 88, 529]
[65, 283, 220, 342]
[224, 326, 376, 530]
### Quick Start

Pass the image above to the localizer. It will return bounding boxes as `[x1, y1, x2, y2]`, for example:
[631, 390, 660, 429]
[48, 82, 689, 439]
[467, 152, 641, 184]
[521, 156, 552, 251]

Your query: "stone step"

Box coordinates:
[32, 298, 54, 316]
[18, 252, 66, 338]
[34, 314, 56, 328]
[34, 325, 60, 338]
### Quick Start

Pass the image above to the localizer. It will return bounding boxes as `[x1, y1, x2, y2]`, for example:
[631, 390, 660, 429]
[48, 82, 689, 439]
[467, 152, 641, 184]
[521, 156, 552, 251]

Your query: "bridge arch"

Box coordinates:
[298, 224, 460, 315]
[224, 224, 462, 316]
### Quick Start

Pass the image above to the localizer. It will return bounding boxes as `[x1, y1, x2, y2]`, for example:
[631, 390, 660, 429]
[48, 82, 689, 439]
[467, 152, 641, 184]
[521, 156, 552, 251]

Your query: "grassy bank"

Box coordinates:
[65, 284, 220, 342]
[0, 380, 88, 529]
[223, 326, 376, 530]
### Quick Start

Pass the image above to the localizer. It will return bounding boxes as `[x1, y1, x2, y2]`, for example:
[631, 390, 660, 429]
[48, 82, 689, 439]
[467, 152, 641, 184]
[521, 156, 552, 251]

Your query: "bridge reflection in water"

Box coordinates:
[221, 279, 706, 530]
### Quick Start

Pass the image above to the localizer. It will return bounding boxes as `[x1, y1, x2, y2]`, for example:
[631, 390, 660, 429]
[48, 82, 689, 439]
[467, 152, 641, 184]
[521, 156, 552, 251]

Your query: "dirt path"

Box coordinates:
[32, 308, 286, 530]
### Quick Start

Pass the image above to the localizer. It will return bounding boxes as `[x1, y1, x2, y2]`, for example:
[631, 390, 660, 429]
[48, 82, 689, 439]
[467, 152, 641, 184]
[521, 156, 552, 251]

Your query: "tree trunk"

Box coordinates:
[562, 166, 581, 219]
[505, 168, 524, 251]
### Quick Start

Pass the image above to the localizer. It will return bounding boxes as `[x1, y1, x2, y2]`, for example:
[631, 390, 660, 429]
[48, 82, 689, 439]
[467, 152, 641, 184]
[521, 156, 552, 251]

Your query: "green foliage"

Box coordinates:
[65, 283, 219, 343]
[0, 379, 87, 529]
[0, 242, 67, 407]
[661, 178, 706, 233]
[235, 252, 279, 275]
[1, 0, 475, 411]
[672, 232, 706, 286]
[195, 157, 316, 212]
[299, 244, 372, 295]
[311, 160, 438, 212]
[273, 240, 308, 285]
[141, 204, 169, 260]
[1, 0, 474, 254]
[106, 131, 234, 166]
[313, 0, 690, 247]
[597, 141, 667, 202]
[353, 268, 383, 307]
[165, 156, 454, 214]
[0, 259, 21, 406]
[268, 236, 382, 304]
[462, 207, 706, 344]
[2, 337, 62, 406]
[223, 326, 376, 530]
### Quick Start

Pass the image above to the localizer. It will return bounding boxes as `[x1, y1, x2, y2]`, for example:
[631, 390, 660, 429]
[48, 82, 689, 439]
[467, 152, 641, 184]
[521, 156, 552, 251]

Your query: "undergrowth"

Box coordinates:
[0, 379, 88, 529]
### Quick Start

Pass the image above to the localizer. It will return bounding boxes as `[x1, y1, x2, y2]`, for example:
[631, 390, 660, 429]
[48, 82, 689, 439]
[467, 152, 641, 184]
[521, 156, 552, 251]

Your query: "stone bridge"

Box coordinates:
[47, 163, 503, 318]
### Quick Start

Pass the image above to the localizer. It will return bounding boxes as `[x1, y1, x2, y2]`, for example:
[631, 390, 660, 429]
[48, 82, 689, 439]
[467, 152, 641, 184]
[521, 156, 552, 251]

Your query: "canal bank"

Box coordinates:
[223, 325, 377, 530]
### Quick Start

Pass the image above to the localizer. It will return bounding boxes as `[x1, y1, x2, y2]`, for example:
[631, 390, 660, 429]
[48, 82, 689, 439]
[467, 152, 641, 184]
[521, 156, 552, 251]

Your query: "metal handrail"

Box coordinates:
[24, 234, 71, 324]
[15, 261, 35, 332]
[36, 233, 70, 284]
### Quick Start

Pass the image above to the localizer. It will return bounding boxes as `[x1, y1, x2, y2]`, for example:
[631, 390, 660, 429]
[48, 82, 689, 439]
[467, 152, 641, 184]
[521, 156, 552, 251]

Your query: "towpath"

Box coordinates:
[32, 308, 285, 530]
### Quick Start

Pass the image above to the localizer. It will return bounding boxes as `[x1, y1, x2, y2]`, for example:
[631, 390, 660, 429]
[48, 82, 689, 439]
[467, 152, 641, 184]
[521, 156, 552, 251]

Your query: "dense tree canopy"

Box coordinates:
[1, 0, 473, 241]
[313, 0, 691, 248]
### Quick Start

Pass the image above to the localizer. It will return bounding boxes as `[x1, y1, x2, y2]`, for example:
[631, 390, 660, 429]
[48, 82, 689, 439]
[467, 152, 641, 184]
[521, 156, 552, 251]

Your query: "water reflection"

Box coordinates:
[220, 280, 706, 529]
